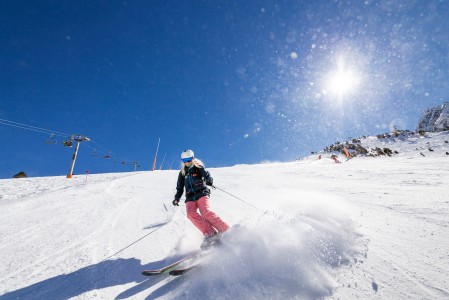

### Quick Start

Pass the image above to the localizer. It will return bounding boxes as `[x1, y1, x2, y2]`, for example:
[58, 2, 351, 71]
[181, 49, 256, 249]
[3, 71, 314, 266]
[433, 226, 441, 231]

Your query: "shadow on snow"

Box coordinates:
[1, 256, 183, 300]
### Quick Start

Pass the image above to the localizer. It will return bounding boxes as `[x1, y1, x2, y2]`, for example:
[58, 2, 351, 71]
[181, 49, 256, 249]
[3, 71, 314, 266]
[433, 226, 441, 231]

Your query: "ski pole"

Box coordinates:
[99, 204, 177, 263]
[99, 225, 166, 263]
[213, 185, 263, 211]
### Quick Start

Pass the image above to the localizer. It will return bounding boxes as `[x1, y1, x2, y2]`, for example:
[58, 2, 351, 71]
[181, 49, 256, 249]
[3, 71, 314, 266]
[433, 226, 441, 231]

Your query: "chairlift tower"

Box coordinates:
[67, 135, 90, 179]
[131, 161, 140, 172]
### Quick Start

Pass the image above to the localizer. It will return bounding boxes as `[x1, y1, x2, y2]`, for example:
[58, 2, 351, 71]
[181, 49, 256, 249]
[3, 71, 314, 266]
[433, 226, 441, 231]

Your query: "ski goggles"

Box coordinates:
[181, 157, 193, 163]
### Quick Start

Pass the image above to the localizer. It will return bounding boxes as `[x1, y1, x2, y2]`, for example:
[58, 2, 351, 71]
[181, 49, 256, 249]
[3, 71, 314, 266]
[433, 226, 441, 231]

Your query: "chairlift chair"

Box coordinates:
[44, 133, 57, 144]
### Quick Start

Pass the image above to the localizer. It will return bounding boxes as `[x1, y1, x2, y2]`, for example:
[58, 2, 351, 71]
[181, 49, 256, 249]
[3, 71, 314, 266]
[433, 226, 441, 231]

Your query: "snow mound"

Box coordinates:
[171, 191, 365, 299]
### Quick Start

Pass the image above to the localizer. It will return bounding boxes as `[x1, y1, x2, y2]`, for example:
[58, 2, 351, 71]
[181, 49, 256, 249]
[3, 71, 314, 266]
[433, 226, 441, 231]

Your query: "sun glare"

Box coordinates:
[325, 58, 360, 100]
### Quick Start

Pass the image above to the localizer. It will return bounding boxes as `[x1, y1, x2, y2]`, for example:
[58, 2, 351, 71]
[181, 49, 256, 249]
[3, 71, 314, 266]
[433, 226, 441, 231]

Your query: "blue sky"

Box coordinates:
[1, 1, 449, 178]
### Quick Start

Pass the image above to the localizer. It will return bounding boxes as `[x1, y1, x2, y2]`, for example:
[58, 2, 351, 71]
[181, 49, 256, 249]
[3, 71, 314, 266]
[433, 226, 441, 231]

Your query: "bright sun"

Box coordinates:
[325, 58, 360, 99]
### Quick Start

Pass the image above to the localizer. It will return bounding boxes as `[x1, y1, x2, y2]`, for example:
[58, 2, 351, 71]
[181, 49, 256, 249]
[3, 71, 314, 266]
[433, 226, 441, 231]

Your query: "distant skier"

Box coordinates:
[330, 154, 341, 163]
[172, 149, 229, 249]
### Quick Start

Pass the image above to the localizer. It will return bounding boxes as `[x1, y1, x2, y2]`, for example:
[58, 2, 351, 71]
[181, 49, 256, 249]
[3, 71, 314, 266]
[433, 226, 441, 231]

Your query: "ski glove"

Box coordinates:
[205, 178, 213, 186]
[172, 199, 180, 206]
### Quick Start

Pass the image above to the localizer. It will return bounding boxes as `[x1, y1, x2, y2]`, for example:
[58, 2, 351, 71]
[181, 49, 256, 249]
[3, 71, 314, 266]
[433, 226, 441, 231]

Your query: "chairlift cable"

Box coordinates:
[83, 143, 114, 158]
[0, 120, 57, 135]
[88, 139, 131, 164]
[1, 117, 144, 170]
[83, 142, 135, 166]
[0, 118, 71, 137]
[90, 139, 125, 160]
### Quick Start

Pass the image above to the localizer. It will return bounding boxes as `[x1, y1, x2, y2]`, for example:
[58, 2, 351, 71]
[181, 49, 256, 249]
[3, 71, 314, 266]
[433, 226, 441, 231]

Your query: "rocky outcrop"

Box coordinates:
[416, 102, 449, 132]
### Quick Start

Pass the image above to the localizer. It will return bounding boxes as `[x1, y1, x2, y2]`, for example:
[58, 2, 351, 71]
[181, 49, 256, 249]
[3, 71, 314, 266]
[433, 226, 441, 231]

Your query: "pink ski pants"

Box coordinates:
[186, 196, 229, 237]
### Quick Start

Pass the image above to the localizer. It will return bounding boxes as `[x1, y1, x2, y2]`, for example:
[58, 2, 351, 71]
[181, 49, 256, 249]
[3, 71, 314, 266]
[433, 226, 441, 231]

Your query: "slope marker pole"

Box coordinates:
[152, 138, 160, 171]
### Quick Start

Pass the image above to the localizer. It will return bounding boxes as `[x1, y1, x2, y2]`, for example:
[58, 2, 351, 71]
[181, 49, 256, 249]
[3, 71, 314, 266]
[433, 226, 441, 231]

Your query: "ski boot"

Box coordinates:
[200, 232, 221, 250]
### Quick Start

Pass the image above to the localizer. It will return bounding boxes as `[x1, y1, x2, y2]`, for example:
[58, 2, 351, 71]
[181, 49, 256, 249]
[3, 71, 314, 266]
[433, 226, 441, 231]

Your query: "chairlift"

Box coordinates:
[44, 133, 57, 144]
[62, 140, 73, 147]
[104, 155, 111, 159]
[63, 135, 74, 147]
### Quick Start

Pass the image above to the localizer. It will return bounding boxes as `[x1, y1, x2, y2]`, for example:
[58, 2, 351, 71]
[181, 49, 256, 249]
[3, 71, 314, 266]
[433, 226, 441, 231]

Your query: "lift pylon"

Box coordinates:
[67, 135, 90, 179]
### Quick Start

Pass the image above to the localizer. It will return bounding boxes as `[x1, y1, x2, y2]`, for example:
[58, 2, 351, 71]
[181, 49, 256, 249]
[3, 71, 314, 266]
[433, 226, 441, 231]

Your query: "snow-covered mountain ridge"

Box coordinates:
[312, 130, 449, 161]
[309, 103, 449, 162]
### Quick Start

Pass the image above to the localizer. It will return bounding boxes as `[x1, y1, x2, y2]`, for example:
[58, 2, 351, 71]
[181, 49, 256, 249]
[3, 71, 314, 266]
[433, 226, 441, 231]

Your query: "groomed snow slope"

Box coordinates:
[1, 134, 448, 299]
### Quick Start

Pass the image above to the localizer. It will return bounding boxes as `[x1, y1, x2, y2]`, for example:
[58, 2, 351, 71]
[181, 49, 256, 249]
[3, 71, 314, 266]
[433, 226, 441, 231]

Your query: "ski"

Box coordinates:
[141, 250, 200, 276]
[142, 235, 224, 276]
[169, 264, 199, 276]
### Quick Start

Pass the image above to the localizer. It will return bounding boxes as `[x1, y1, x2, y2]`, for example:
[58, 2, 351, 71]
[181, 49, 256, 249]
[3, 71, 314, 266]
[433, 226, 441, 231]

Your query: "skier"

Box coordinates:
[330, 154, 341, 163]
[172, 149, 229, 249]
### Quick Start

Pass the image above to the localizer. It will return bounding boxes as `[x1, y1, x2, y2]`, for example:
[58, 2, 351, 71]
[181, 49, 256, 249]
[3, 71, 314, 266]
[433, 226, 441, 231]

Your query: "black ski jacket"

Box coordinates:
[174, 165, 213, 202]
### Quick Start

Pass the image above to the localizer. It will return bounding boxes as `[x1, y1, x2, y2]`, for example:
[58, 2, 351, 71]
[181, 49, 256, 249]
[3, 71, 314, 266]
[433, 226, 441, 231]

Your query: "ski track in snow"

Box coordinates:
[1, 132, 448, 299]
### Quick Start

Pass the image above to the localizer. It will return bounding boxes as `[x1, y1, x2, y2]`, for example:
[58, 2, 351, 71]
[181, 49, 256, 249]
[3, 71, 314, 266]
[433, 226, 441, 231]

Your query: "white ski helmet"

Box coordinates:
[181, 149, 194, 162]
